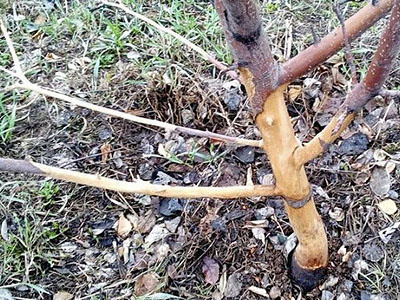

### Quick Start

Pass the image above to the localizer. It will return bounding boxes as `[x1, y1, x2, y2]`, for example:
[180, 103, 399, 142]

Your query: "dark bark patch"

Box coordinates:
[231, 24, 262, 46]
[289, 257, 327, 292]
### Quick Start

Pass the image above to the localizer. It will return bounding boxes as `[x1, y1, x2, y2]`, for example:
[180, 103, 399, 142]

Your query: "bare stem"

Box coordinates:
[101, 0, 239, 81]
[333, 2, 358, 85]
[0, 158, 279, 199]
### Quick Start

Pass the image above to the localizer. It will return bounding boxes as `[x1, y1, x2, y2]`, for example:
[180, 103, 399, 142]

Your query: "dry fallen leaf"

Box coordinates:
[202, 257, 220, 285]
[288, 85, 302, 101]
[370, 167, 391, 196]
[248, 286, 268, 297]
[134, 273, 160, 296]
[53, 291, 74, 300]
[35, 15, 46, 25]
[329, 207, 345, 222]
[117, 214, 132, 239]
[100, 143, 112, 163]
[251, 228, 266, 245]
[377, 199, 398, 215]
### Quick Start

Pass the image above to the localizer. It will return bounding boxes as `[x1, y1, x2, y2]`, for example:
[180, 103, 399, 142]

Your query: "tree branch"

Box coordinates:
[0, 158, 280, 199]
[279, 0, 393, 85]
[214, 0, 280, 114]
[101, 0, 239, 81]
[333, 2, 358, 85]
[294, 0, 400, 165]
[0, 21, 261, 148]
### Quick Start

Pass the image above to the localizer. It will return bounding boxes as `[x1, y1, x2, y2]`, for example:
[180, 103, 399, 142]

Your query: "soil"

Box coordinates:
[0, 1, 399, 299]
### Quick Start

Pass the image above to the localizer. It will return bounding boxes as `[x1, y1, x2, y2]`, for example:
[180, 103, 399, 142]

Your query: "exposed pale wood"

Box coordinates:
[255, 86, 328, 269]
[279, 0, 393, 84]
[215, 0, 279, 114]
[0, 158, 279, 199]
[215, 0, 329, 273]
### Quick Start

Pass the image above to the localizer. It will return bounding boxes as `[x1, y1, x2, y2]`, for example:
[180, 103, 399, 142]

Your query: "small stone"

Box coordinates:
[181, 109, 194, 125]
[360, 291, 372, 300]
[337, 293, 348, 300]
[235, 146, 255, 164]
[388, 190, 399, 199]
[154, 171, 178, 185]
[370, 167, 391, 196]
[138, 163, 153, 180]
[98, 127, 112, 140]
[338, 133, 369, 156]
[211, 217, 227, 232]
[321, 290, 334, 300]
[269, 286, 281, 299]
[141, 143, 155, 155]
[343, 279, 353, 292]
[255, 207, 274, 219]
[224, 273, 242, 298]
[261, 274, 270, 287]
[183, 171, 200, 184]
[363, 243, 384, 262]
[56, 110, 73, 126]
[223, 89, 241, 111]
[159, 198, 184, 217]
[165, 217, 181, 233]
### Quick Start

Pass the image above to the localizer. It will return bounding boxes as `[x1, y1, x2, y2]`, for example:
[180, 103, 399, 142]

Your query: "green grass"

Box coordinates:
[0, 94, 16, 143]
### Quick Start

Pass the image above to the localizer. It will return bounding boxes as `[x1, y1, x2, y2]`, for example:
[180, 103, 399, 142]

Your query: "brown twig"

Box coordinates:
[0, 158, 280, 199]
[333, 2, 358, 85]
[101, 0, 240, 81]
[0, 20, 261, 148]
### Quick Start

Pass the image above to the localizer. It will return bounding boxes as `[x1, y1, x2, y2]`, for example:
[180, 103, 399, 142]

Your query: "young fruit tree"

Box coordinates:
[0, 0, 399, 292]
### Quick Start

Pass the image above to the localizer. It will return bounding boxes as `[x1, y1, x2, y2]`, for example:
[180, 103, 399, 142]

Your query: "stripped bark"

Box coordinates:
[0, 158, 279, 199]
[215, 0, 328, 289]
[214, 0, 279, 114]
[295, 0, 400, 165]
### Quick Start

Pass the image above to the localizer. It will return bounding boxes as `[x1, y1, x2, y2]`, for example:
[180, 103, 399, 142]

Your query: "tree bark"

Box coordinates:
[295, 0, 400, 165]
[215, 0, 328, 290]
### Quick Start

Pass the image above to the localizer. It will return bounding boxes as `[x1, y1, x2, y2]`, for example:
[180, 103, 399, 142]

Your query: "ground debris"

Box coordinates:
[134, 273, 160, 296]
[202, 257, 220, 285]
[224, 273, 242, 298]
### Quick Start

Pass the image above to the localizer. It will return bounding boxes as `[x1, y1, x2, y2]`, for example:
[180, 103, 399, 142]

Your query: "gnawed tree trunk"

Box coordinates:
[215, 0, 400, 291]
[214, 0, 327, 290]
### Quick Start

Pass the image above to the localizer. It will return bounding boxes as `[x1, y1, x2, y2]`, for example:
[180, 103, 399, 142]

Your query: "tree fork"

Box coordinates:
[215, 0, 328, 290]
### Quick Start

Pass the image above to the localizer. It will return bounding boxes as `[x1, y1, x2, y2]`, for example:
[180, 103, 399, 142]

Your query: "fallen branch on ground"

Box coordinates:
[0, 21, 261, 148]
[0, 158, 280, 198]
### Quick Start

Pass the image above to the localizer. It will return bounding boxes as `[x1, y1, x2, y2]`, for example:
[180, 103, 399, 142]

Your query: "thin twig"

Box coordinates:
[0, 20, 28, 83]
[380, 89, 400, 98]
[101, 0, 239, 81]
[9, 82, 262, 147]
[333, 2, 358, 85]
[0, 21, 261, 147]
[0, 158, 280, 199]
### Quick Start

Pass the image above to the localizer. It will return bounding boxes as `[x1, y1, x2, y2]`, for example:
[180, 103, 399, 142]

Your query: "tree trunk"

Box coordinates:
[215, 0, 328, 290]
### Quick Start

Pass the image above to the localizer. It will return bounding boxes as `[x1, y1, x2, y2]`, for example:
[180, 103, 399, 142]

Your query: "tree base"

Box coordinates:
[289, 257, 327, 292]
